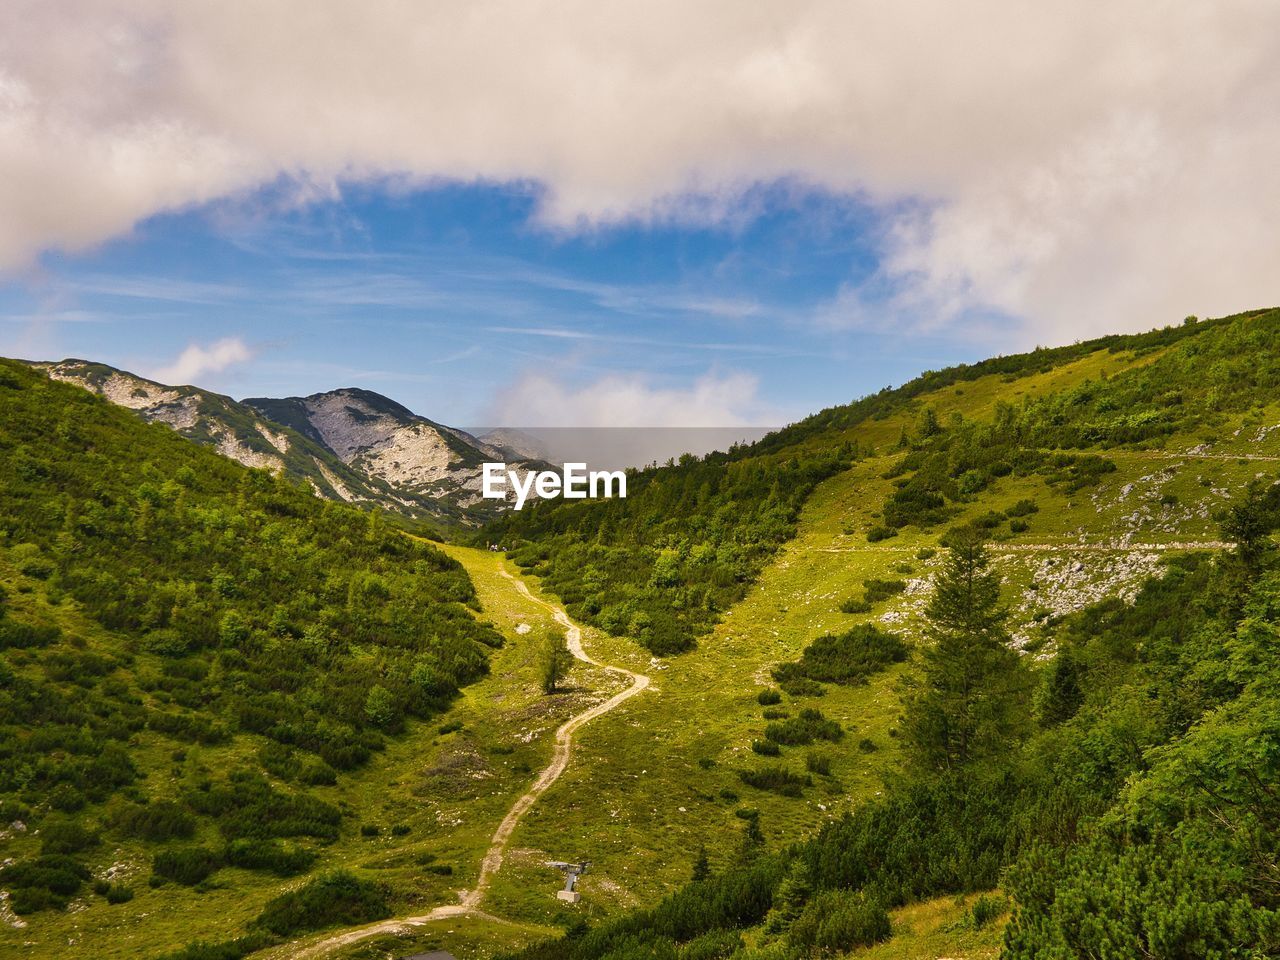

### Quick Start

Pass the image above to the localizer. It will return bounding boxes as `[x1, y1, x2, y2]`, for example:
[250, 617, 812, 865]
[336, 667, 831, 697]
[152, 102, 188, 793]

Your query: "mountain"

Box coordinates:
[25, 361, 538, 527]
[0, 358, 501, 952]
[12, 309, 1280, 960]
[242, 388, 540, 522]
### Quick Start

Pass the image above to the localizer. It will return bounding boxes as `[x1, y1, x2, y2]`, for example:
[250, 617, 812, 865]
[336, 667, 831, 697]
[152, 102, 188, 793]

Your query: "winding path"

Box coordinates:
[283, 563, 650, 959]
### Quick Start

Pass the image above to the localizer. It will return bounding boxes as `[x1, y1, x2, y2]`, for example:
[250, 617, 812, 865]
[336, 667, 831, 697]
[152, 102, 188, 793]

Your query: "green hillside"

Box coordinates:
[0, 360, 505, 954]
[471, 309, 1280, 960]
[8, 309, 1280, 960]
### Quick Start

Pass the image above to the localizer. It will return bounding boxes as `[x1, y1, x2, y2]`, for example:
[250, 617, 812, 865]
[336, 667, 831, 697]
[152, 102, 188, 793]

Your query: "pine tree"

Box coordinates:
[539, 626, 573, 695]
[902, 527, 1030, 772]
[691, 846, 711, 882]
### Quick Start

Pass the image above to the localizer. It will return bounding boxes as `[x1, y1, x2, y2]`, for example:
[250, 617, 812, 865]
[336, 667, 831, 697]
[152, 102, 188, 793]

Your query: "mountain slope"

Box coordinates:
[25, 361, 534, 528]
[484, 309, 1279, 656]
[244, 388, 540, 523]
[0, 357, 507, 955]
[29, 359, 403, 505]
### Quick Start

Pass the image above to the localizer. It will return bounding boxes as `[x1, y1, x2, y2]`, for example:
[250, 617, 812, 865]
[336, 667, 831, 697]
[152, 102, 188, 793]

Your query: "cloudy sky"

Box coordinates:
[2, 1, 1277, 427]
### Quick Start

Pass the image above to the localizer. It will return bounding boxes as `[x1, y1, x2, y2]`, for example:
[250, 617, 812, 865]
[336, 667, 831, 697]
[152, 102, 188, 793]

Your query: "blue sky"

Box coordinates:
[0, 180, 1004, 428]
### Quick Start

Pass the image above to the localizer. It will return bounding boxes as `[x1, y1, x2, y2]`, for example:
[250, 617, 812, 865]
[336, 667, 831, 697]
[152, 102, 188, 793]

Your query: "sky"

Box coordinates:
[2, 1, 1278, 428]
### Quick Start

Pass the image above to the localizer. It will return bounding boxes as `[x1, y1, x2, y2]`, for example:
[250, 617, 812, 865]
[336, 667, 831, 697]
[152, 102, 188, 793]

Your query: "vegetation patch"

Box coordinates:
[773, 624, 908, 686]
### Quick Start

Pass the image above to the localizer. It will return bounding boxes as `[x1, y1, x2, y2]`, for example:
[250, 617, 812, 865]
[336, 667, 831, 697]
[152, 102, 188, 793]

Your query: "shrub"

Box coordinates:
[40, 818, 99, 855]
[916, 547, 937, 560]
[739, 766, 811, 797]
[764, 708, 844, 746]
[789, 889, 890, 953]
[105, 883, 134, 904]
[1009, 518, 1030, 533]
[866, 525, 897, 543]
[806, 753, 832, 776]
[774, 625, 908, 686]
[152, 846, 223, 886]
[778, 676, 824, 698]
[752, 740, 781, 757]
[0, 855, 91, 912]
[113, 801, 197, 842]
[1006, 498, 1040, 517]
[969, 893, 1007, 928]
[756, 689, 782, 706]
[839, 597, 872, 614]
[224, 838, 316, 876]
[863, 579, 907, 603]
[360, 823, 381, 837]
[762, 708, 789, 720]
[252, 870, 390, 936]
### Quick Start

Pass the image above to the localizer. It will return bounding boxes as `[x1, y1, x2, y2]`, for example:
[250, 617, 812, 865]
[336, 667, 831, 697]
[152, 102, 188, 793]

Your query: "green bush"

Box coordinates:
[224, 838, 316, 876]
[40, 818, 99, 855]
[152, 846, 223, 886]
[806, 753, 832, 776]
[863, 578, 907, 603]
[738, 766, 811, 797]
[113, 801, 196, 842]
[751, 740, 781, 757]
[0, 855, 91, 912]
[764, 708, 844, 746]
[789, 889, 890, 953]
[756, 689, 782, 706]
[774, 625, 908, 686]
[252, 870, 390, 936]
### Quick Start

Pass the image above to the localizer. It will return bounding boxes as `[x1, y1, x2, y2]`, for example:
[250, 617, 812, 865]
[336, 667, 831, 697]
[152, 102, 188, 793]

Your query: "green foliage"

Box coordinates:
[863, 578, 907, 603]
[774, 624, 907, 686]
[763, 708, 843, 747]
[756, 688, 782, 706]
[0, 854, 91, 912]
[152, 845, 223, 886]
[901, 529, 1031, 772]
[112, 800, 197, 842]
[251, 870, 391, 936]
[738, 766, 811, 797]
[486, 448, 848, 654]
[539, 625, 573, 694]
[788, 888, 890, 953]
[0, 359, 502, 911]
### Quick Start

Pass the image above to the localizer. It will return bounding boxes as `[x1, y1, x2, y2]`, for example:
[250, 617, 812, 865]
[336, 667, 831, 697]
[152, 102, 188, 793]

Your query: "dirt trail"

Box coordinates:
[281, 563, 650, 959]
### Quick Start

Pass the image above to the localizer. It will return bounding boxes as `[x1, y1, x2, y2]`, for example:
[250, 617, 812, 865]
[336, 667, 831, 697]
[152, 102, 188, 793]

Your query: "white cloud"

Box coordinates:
[2, 2, 1279, 338]
[152, 337, 254, 385]
[490, 369, 778, 428]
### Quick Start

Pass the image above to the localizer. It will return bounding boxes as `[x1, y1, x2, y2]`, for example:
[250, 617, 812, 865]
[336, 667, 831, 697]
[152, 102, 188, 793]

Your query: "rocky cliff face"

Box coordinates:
[244, 388, 541, 518]
[28, 360, 533, 527]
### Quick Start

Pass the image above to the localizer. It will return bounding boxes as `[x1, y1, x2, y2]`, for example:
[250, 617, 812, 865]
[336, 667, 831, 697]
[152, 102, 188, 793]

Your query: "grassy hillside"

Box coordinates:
[0, 360, 514, 956]
[474, 310, 1280, 960]
[484, 310, 1278, 659]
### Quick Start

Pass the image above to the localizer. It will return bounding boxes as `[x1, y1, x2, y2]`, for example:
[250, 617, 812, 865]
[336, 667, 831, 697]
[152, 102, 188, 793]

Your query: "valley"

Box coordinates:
[6, 310, 1280, 959]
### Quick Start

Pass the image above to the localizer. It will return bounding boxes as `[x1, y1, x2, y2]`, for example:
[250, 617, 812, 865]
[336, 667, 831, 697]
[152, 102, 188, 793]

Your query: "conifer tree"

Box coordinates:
[691, 846, 711, 882]
[902, 527, 1030, 772]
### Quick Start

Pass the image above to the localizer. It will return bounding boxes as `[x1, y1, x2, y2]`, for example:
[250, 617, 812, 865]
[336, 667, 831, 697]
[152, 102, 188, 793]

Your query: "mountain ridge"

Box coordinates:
[23, 359, 540, 527]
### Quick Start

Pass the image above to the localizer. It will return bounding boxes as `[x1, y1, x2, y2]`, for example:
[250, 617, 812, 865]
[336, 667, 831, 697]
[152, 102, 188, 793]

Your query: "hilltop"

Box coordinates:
[26, 360, 544, 528]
